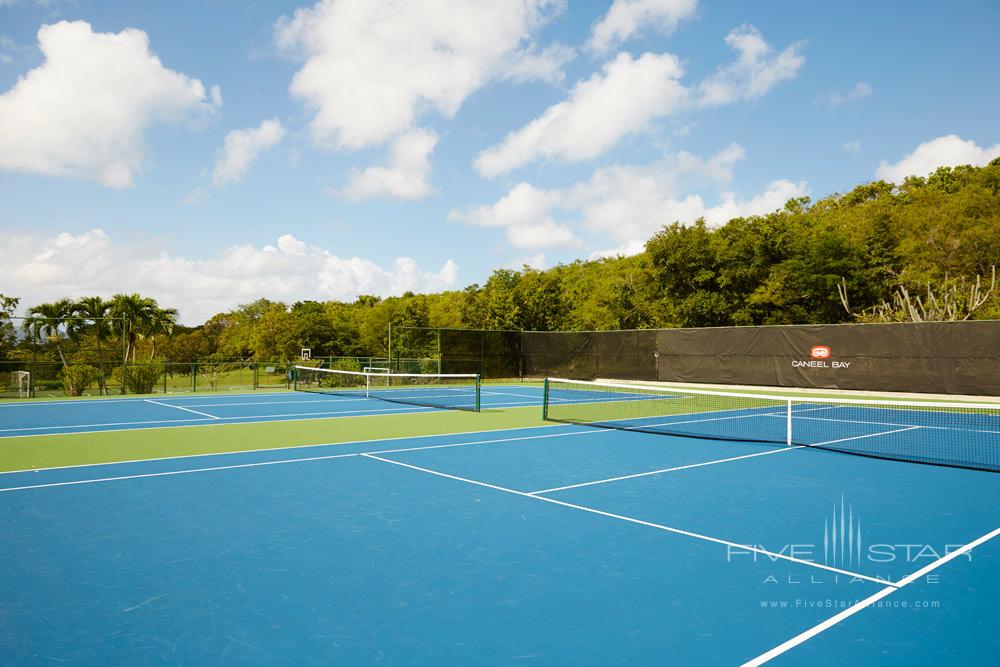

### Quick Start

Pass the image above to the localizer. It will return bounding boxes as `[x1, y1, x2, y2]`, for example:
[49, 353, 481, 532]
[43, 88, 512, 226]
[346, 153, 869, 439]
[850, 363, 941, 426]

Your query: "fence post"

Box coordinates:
[192, 363, 197, 393]
[253, 363, 259, 390]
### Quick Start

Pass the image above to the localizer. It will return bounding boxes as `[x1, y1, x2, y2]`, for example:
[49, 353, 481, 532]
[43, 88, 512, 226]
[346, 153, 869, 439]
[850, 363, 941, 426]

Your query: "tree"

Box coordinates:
[0, 293, 18, 359]
[514, 268, 567, 331]
[109, 293, 157, 362]
[24, 298, 75, 366]
[71, 296, 112, 394]
[144, 306, 179, 360]
[646, 220, 728, 327]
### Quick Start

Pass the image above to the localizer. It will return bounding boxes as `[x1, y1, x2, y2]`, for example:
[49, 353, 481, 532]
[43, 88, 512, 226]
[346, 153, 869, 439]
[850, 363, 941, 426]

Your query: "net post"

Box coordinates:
[365, 371, 371, 398]
[542, 377, 550, 420]
[786, 399, 793, 446]
[475, 374, 481, 412]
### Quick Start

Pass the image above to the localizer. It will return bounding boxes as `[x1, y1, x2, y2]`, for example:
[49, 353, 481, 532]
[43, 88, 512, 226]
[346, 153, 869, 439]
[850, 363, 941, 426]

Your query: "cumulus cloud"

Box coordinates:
[454, 144, 807, 257]
[212, 118, 286, 187]
[505, 252, 548, 270]
[475, 52, 688, 177]
[448, 182, 578, 250]
[343, 130, 438, 201]
[875, 134, 1000, 183]
[275, 0, 564, 150]
[3, 229, 460, 324]
[588, 0, 698, 54]
[698, 24, 804, 106]
[0, 21, 221, 187]
[820, 81, 871, 108]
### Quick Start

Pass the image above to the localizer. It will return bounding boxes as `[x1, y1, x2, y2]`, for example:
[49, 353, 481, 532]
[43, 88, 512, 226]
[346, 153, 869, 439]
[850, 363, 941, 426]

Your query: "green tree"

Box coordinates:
[24, 298, 75, 366]
[0, 293, 19, 359]
[71, 296, 113, 394]
[109, 293, 158, 362]
[144, 306, 178, 360]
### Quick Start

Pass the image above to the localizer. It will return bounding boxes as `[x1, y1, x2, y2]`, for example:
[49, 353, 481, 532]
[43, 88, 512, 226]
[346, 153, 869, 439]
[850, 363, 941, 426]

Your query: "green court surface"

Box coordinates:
[0, 404, 548, 473]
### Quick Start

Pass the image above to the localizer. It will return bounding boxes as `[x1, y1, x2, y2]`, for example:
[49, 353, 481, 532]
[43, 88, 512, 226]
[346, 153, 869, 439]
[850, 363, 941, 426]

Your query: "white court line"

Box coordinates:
[742, 525, 1000, 666]
[804, 426, 922, 447]
[0, 452, 361, 492]
[529, 426, 926, 495]
[0, 404, 435, 434]
[360, 453, 891, 587]
[0, 391, 296, 408]
[529, 446, 806, 495]
[168, 397, 378, 408]
[144, 399, 220, 420]
[0, 427, 595, 492]
[0, 400, 543, 439]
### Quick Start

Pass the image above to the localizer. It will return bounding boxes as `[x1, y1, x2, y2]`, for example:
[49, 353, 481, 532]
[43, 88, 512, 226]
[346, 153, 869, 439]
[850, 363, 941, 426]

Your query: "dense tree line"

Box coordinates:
[4, 160, 999, 366]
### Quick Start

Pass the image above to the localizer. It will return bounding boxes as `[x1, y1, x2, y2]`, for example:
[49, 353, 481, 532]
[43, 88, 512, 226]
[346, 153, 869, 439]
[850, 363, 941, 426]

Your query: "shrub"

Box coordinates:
[60, 364, 100, 397]
[113, 362, 164, 395]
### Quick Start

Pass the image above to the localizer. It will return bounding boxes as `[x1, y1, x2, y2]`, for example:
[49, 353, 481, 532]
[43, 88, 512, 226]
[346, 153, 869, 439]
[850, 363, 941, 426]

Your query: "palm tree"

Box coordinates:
[109, 293, 157, 362]
[145, 306, 178, 360]
[23, 298, 74, 367]
[71, 296, 112, 395]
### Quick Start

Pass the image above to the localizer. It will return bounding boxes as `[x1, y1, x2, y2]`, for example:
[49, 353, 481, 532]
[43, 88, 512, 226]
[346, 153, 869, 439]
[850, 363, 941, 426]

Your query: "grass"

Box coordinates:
[0, 405, 549, 473]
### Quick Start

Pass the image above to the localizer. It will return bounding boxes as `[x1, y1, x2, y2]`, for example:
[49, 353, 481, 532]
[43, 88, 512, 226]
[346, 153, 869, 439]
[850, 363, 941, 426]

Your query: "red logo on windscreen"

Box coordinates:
[811, 345, 831, 359]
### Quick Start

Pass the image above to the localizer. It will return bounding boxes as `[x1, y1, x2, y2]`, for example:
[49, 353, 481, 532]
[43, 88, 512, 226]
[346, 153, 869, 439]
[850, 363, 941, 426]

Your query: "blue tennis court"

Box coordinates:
[0, 385, 548, 437]
[1, 384, 998, 664]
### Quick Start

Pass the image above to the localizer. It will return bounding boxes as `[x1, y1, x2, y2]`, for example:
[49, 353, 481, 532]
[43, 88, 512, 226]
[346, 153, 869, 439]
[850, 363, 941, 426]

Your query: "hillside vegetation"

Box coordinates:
[5, 159, 999, 365]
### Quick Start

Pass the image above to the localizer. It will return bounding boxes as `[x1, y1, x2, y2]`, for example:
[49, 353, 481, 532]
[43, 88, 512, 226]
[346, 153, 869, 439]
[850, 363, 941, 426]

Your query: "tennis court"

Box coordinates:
[0, 383, 547, 437]
[1, 377, 998, 663]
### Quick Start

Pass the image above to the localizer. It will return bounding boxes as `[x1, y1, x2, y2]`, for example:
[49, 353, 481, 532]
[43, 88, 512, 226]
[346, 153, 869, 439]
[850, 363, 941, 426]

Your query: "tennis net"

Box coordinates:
[543, 378, 1000, 472]
[294, 366, 481, 412]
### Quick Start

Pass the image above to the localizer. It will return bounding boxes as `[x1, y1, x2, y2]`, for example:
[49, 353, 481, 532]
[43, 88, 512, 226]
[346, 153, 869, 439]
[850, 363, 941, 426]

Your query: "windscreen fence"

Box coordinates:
[406, 320, 1000, 396]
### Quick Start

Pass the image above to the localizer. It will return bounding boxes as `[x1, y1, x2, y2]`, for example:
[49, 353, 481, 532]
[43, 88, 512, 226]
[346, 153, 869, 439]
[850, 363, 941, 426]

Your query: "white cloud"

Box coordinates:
[455, 144, 807, 258]
[506, 221, 579, 250]
[563, 146, 802, 245]
[500, 42, 576, 84]
[588, 0, 698, 54]
[505, 252, 547, 270]
[698, 24, 804, 106]
[450, 182, 561, 228]
[448, 182, 578, 250]
[821, 81, 871, 108]
[475, 52, 689, 177]
[448, 183, 580, 250]
[842, 141, 861, 153]
[275, 0, 564, 150]
[342, 130, 438, 201]
[3, 229, 460, 324]
[0, 21, 221, 187]
[875, 134, 1000, 183]
[212, 118, 286, 187]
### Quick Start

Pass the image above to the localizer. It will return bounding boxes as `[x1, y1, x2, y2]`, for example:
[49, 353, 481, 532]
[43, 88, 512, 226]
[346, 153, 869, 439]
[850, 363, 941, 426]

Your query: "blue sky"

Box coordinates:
[1, 0, 998, 323]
